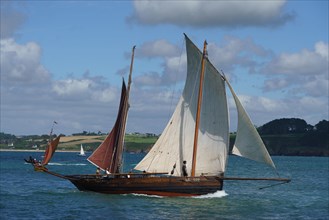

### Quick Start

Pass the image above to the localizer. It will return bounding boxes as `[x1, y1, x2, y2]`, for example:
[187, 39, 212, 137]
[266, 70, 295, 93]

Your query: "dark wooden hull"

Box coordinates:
[65, 175, 223, 196]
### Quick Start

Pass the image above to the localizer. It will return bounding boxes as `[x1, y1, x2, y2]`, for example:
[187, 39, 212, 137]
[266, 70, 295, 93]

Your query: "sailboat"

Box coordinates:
[30, 35, 290, 196]
[25, 121, 61, 171]
[78, 144, 86, 156]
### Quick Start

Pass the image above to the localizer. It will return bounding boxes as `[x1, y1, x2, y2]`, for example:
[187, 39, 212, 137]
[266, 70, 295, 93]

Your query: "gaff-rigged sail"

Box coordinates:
[87, 81, 128, 172]
[87, 45, 135, 173]
[135, 35, 229, 176]
[225, 79, 276, 168]
[41, 136, 61, 165]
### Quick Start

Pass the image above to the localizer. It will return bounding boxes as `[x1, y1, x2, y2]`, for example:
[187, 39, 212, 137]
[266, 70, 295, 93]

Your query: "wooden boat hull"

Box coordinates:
[66, 175, 223, 196]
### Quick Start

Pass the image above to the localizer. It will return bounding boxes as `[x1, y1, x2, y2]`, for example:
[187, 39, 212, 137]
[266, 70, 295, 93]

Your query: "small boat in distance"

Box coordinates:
[78, 144, 86, 157]
[28, 35, 290, 196]
[25, 121, 61, 171]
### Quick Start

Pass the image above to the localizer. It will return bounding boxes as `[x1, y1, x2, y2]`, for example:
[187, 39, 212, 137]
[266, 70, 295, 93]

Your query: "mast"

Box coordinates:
[49, 121, 57, 142]
[127, 46, 135, 95]
[191, 40, 207, 177]
[116, 45, 136, 173]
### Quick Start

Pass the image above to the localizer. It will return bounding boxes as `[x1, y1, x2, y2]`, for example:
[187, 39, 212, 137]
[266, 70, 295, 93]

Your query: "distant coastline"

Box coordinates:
[1, 118, 328, 156]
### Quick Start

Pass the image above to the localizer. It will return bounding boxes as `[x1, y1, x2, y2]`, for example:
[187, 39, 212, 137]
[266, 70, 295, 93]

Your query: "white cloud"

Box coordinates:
[228, 92, 328, 129]
[2, 73, 122, 135]
[315, 41, 328, 58]
[94, 88, 117, 103]
[264, 78, 289, 91]
[208, 36, 271, 74]
[261, 41, 329, 97]
[52, 77, 118, 103]
[231, 94, 286, 113]
[134, 39, 186, 87]
[162, 55, 187, 84]
[263, 41, 328, 76]
[134, 72, 162, 86]
[301, 75, 328, 97]
[266, 50, 326, 76]
[53, 78, 92, 96]
[130, 0, 293, 27]
[1, 38, 50, 83]
[137, 39, 179, 58]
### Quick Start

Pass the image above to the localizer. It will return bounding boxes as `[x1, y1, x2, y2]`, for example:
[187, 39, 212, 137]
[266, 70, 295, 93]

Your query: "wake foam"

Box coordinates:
[193, 190, 228, 199]
[129, 193, 163, 198]
[48, 163, 87, 166]
[127, 190, 228, 199]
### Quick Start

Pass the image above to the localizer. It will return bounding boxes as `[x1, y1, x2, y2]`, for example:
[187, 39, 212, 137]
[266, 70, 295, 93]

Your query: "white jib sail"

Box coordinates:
[80, 144, 85, 156]
[134, 35, 229, 176]
[225, 79, 276, 169]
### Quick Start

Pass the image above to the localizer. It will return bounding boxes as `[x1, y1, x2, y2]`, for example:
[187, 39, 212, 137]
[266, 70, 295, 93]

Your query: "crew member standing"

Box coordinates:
[182, 161, 188, 177]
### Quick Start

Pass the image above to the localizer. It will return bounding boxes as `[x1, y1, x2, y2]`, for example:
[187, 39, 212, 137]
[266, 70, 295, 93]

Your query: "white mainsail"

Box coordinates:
[225, 79, 276, 168]
[135, 35, 229, 176]
[79, 144, 86, 156]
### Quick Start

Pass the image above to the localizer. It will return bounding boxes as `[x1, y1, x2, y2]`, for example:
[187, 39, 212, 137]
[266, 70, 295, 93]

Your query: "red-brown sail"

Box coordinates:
[87, 81, 128, 172]
[41, 136, 61, 165]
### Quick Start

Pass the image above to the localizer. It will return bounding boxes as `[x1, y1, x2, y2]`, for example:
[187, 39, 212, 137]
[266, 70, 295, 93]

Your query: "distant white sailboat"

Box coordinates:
[78, 144, 86, 156]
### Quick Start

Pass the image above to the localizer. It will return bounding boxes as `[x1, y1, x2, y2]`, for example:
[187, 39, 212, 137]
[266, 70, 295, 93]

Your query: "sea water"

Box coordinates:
[0, 151, 328, 219]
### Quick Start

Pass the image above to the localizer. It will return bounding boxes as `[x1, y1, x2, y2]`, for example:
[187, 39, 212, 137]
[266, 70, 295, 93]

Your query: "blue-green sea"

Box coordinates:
[0, 151, 328, 219]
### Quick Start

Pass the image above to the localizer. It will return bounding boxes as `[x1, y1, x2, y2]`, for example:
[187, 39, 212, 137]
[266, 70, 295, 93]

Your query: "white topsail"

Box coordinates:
[135, 35, 229, 176]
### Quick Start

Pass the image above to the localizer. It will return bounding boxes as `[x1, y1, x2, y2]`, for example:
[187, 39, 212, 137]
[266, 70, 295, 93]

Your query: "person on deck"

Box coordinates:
[96, 167, 101, 175]
[182, 161, 188, 177]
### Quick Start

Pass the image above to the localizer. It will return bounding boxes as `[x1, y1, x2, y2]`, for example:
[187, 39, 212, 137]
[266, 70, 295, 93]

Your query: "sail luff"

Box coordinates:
[191, 40, 207, 177]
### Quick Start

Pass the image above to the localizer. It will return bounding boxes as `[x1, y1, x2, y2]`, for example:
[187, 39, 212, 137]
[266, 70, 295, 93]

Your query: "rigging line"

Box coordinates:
[144, 38, 189, 172]
[170, 39, 188, 169]
[274, 169, 282, 178]
[259, 181, 290, 190]
[166, 38, 185, 167]
[49, 121, 57, 142]
[167, 37, 185, 120]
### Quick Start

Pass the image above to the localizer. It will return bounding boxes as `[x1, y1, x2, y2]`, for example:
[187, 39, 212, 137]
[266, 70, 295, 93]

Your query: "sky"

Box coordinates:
[1, 0, 328, 136]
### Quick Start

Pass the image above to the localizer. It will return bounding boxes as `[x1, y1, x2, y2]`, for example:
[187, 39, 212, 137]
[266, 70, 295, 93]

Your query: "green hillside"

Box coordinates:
[1, 118, 328, 156]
